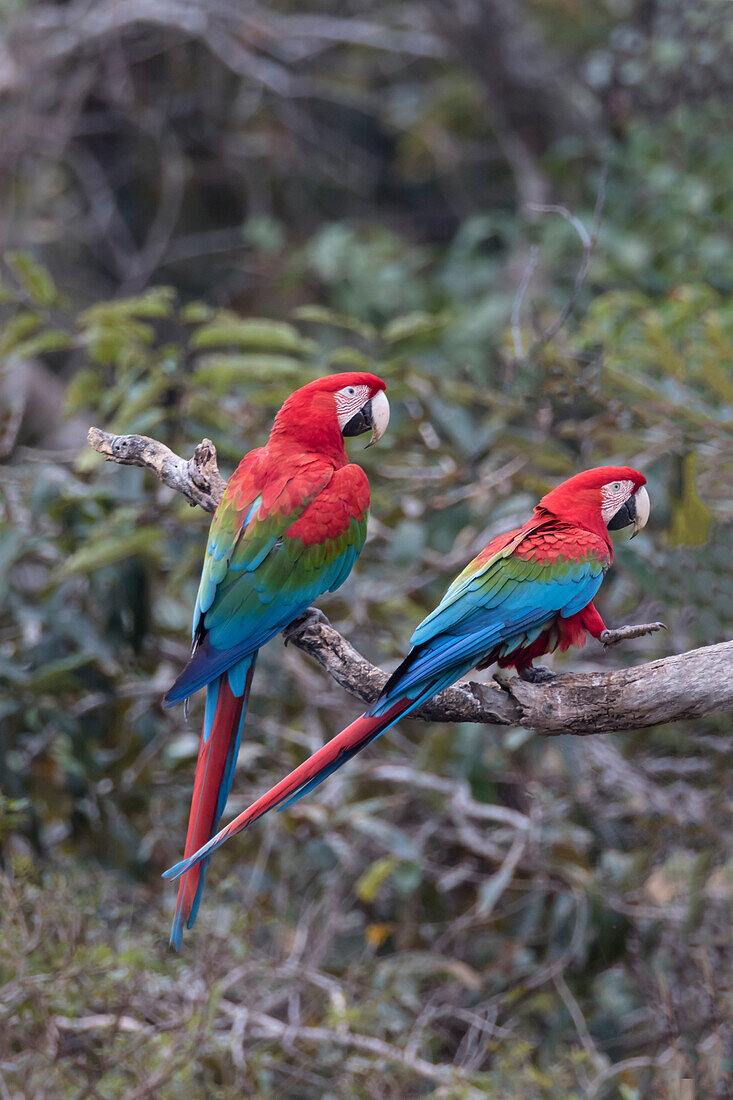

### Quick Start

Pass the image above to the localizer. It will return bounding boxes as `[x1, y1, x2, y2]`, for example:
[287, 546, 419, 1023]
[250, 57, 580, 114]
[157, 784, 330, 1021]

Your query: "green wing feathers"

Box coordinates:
[166, 457, 370, 703]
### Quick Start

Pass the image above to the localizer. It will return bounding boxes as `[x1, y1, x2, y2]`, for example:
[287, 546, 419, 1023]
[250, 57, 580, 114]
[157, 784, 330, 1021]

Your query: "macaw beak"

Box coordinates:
[342, 389, 390, 448]
[365, 389, 390, 448]
[608, 484, 651, 539]
[630, 484, 651, 538]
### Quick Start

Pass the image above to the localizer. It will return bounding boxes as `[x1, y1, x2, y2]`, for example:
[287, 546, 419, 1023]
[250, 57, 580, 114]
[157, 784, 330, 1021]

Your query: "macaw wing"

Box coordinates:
[381, 524, 610, 705]
[166, 460, 369, 704]
[190, 449, 270, 637]
[409, 523, 532, 645]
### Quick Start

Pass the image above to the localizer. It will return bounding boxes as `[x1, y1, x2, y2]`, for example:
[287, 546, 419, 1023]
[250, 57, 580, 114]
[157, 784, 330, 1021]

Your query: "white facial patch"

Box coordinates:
[334, 384, 372, 430]
[600, 479, 635, 524]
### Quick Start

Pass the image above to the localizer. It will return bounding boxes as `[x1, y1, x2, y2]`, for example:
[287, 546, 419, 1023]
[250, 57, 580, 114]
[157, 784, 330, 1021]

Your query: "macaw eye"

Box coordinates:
[347, 387, 356, 395]
[611, 482, 621, 491]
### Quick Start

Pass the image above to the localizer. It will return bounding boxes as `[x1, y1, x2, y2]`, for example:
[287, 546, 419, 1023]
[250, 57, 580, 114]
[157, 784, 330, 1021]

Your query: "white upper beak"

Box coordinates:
[631, 484, 651, 538]
[366, 389, 390, 448]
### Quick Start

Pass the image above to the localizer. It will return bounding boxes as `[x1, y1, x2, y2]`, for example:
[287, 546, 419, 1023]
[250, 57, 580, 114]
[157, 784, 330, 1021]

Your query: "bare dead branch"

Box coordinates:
[87, 427, 226, 512]
[285, 609, 732, 735]
[88, 427, 733, 736]
[0, 1, 444, 100]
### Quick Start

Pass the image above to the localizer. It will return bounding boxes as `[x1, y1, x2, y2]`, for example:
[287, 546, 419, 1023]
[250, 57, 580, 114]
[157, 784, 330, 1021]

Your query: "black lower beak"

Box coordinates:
[608, 496, 636, 530]
[342, 399, 373, 438]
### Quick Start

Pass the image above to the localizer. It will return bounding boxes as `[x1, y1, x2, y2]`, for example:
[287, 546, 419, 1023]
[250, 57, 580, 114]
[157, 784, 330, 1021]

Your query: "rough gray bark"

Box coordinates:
[87, 427, 733, 736]
[87, 427, 226, 513]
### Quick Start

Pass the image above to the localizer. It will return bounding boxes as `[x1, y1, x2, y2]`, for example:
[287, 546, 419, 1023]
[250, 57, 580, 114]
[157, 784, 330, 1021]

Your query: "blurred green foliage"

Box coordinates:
[1, 0, 732, 1095]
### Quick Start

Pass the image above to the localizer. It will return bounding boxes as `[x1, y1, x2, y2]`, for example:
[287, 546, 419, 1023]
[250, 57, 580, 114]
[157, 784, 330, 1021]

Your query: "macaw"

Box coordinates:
[163, 465, 651, 882]
[164, 372, 389, 947]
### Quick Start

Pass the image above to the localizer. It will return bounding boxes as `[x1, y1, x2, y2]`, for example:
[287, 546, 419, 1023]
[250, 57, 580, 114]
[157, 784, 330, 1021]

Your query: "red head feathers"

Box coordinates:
[536, 466, 649, 547]
[270, 372, 388, 459]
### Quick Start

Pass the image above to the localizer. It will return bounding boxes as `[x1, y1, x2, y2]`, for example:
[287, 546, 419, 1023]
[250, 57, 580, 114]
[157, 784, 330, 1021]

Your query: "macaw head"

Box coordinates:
[271, 372, 389, 456]
[537, 466, 650, 542]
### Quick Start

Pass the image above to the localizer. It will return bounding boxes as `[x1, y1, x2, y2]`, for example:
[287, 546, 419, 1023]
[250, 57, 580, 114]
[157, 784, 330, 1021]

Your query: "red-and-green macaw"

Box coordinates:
[164, 372, 389, 947]
[163, 466, 651, 883]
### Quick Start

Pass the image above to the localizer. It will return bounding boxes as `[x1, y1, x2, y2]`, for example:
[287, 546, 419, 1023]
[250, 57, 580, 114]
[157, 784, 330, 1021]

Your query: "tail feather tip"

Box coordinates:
[169, 912, 184, 951]
[162, 859, 186, 881]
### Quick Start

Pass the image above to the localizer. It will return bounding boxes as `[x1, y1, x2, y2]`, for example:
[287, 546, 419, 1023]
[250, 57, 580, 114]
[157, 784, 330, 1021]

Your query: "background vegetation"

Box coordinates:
[1, 1, 731, 1096]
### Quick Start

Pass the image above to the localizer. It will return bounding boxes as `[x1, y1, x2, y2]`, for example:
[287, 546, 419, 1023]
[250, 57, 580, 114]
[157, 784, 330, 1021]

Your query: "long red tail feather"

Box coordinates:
[163, 698, 411, 883]
[170, 668, 253, 948]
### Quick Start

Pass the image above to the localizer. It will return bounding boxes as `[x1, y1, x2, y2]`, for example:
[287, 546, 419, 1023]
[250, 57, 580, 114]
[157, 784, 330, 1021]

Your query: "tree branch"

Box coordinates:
[87, 427, 733, 735]
[87, 427, 226, 513]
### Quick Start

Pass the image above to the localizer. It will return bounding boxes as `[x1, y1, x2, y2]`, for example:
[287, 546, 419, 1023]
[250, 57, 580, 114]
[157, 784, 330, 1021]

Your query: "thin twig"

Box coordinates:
[587, 1054, 658, 1099]
[513, 164, 609, 362]
[553, 974, 604, 1072]
[219, 1003, 487, 1096]
[511, 244, 539, 358]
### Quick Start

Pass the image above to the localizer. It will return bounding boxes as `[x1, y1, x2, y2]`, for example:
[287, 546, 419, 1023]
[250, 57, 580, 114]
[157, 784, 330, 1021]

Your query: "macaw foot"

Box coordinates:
[518, 664, 556, 684]
[600, 621, 667, 648]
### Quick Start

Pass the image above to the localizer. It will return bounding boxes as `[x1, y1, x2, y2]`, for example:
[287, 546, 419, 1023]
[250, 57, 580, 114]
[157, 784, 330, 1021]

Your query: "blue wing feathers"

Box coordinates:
[166, 553, 363, 706]
[202, 678, 220, 744]
[228, 654, 255, 696]
[383, 559, 604, 712]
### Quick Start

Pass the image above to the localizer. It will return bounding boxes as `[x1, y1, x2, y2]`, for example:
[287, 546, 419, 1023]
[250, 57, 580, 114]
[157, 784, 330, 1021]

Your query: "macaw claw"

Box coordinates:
[518, 664, 557, 684]
[600, 622, 667, 647]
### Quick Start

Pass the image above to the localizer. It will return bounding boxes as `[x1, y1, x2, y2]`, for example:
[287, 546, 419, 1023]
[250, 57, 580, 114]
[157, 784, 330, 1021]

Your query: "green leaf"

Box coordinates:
[325, 346, 372, 370]
[668, 453, 711, 546]
[355, 857, 398, 903]
[12, 329, 72, 359]
[0, 311, 42, 355]
[6, 251, 57, 306]
[79, 287, 176, 324]
[109, 406, 167, 438]
[293, 305, 377, 340]
[382, 311, 450, 344]
[193, 354, 315, 391]
[391, 860, 422, 895]
[81, 320, 158, 363]
[108, 375, 173, 431]
[180, 301, 214, 324]
[65, 367, 105, 412]
[23, 653, 97, 693]
[191, 314, 311, 353]
[59, 528, 162, 576]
